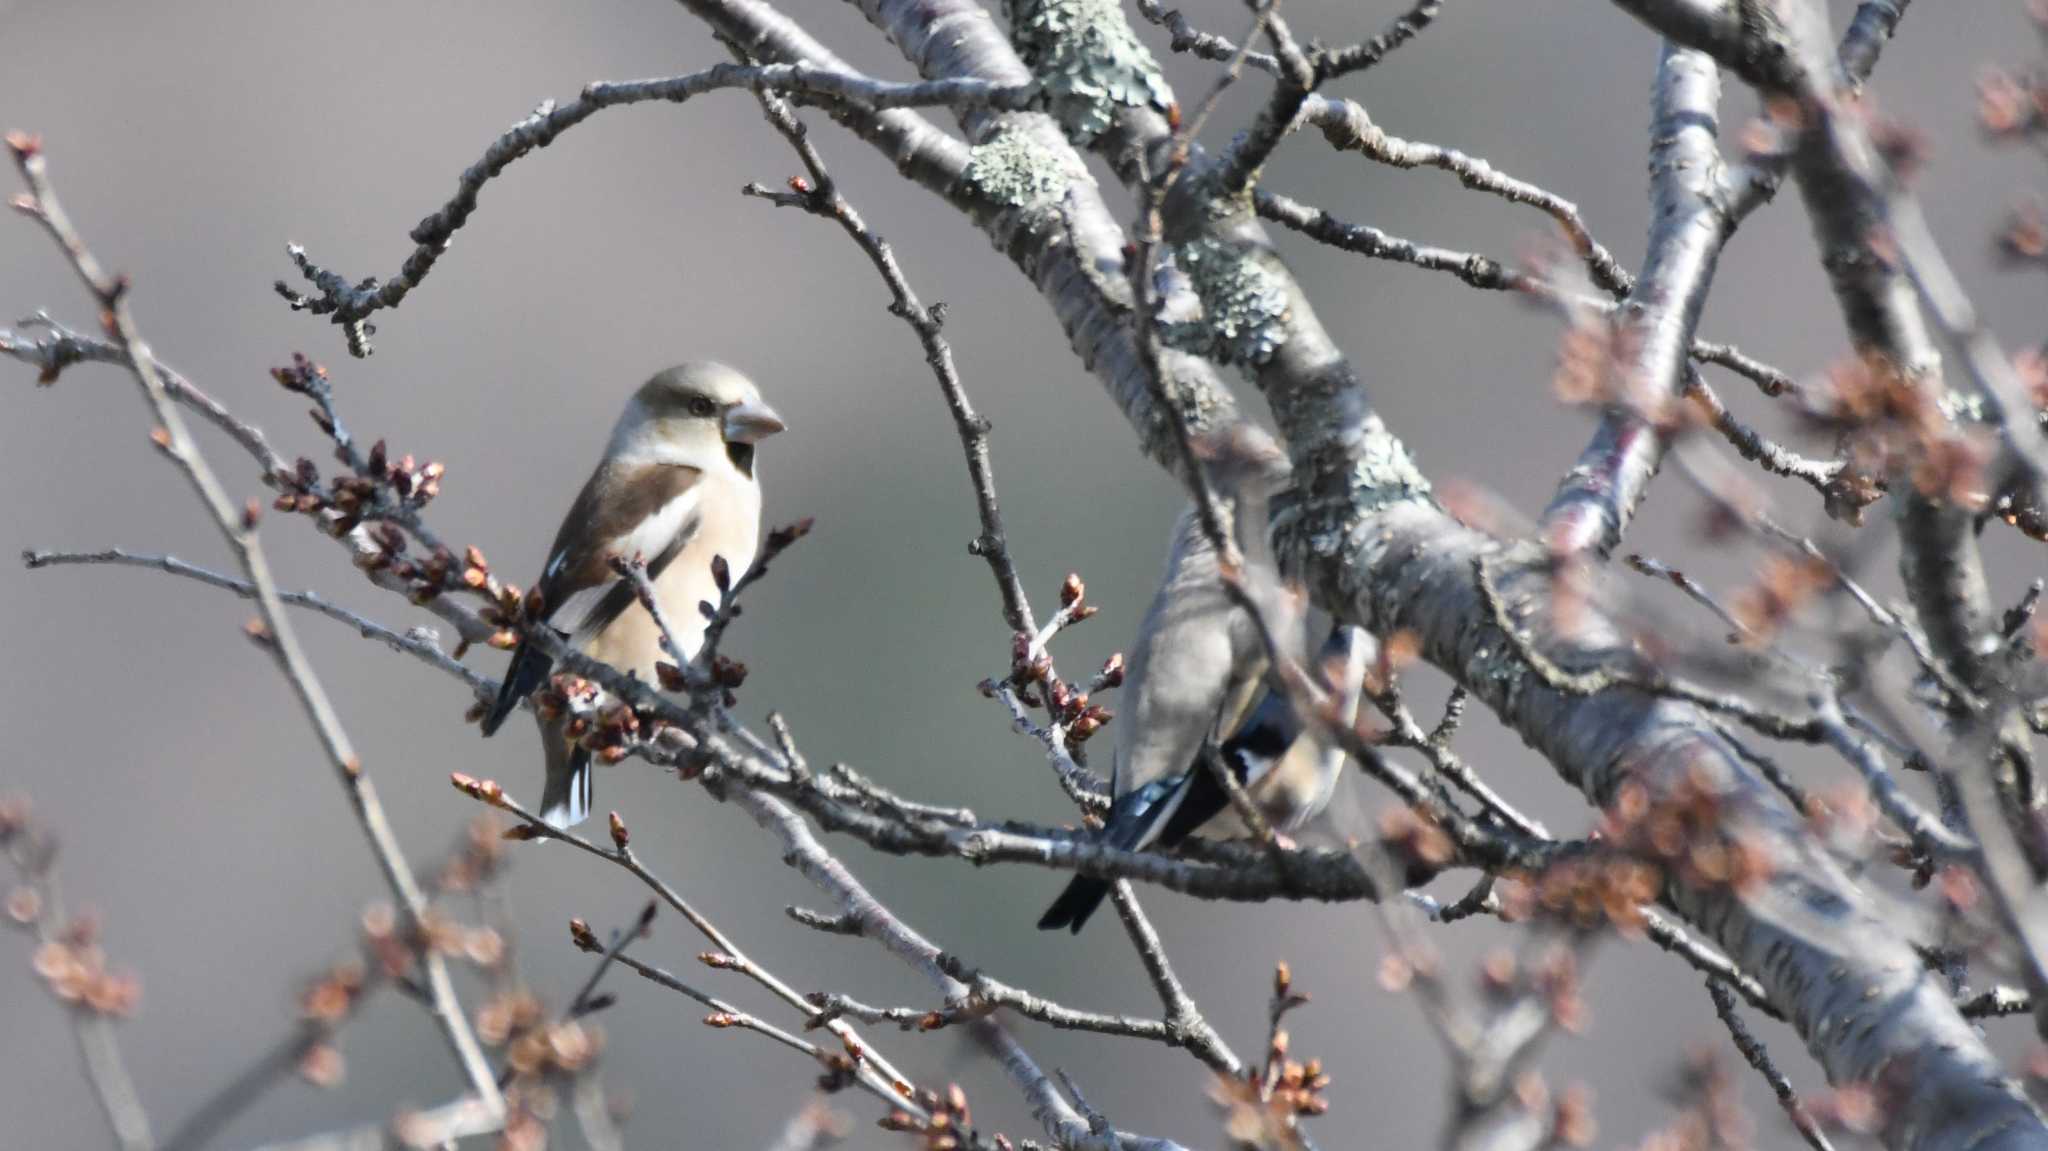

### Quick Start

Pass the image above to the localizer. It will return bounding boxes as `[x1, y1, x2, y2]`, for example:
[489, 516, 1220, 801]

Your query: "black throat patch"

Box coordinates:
[726, 441, 756, 477]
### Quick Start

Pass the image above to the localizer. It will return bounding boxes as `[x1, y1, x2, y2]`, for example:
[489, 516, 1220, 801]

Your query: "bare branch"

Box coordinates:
[1707, 979, 1836, 1151]
[7, 138, 506, 1124]
[22, 548, 489, 696]
[1540, 45, 1734, 558]
[272, 64, 1036, 355]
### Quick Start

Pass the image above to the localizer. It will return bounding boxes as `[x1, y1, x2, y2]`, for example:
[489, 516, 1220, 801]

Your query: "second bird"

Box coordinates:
[480, 362, 786, 828]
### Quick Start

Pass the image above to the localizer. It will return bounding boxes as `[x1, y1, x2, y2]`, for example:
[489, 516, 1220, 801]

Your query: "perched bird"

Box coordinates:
[1036, 623, 1366, 933]
[479, 363, 785, 828]
[1109, 505, 1272, 815]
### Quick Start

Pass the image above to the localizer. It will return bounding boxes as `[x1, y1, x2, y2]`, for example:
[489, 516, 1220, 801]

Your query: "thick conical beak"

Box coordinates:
[722, 399, 787, 444]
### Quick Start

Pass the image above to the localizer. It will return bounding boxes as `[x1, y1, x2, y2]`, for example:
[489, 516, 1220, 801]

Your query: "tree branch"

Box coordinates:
[7, 137, 506, 1125]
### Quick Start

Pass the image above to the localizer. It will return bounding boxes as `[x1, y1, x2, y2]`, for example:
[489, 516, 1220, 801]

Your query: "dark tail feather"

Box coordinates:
[1037, 777, 1186, 934]
[481, 641, 553, 736]
[1037, 877, 1113, 933]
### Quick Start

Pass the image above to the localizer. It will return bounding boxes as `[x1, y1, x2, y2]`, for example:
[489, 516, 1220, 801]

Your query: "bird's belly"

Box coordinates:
[579, 557, 729, 681]
[581, 622, 671, 682]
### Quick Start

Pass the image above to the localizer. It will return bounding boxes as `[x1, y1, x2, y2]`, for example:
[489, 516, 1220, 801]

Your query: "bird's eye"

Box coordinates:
[688, 396, 717, 418]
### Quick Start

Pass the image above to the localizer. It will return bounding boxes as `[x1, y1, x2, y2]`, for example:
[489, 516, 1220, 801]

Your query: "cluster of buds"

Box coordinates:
[295, 959, 369, 1087]
[272, 354, 444, 505]
[475, 997, 607, 1151]
[1005, 629, 1053, 689]
[359, 902, 421, 980]
[1638, 1048, 1759, 1151]
[1805, 356, 1998, 516]
[658, 652, 747, 706]
[1090, 651, 1126, 692]
[492, 1104, 550, 1151]
[298, 1042, 346, 1090]
[1210, 1059, 1327, 1151]
[761, 516, 816, 567]
[2001, 200, 2048, 267]
[502, 1018, 603, 1081]
[29, 918, 140, 1017]
[554, 678, 649, 766]
[1805, 1082, 1885, 1139]
[1979, 38, 2048, 142]
[1050, 679, 1112, 748]
[360, 901, 499, 976]
[878, 1083, 993, 1151]
[1057, 572, 1099, 619]
[299, 959, 369, 1026]
[1732, 95, 1805, 168]
[987, 631, 1114, 750]
[1727, 552, 1833, 646]
[434, 815, 511, 895]
[1502, 945, 1588, 1036]
[986, 574, 1116, 750]
[475, 986, 546, 1047]
[450, 773, 508, 809]
[0, 795, 30, 843]
[1551, 320, 1647, 414]
[271, 439, 445, 537]
[1512, 853, 1663, 933]
[505, 672, 661, 770]
[3, 801, 141, 1017]
[1209, 964, 1328, 1148]
[269, 350, 327, 395]
[571, 902, 655, 961]
[1378, 805, 1455, 875]
[1258, 963, 1329, 1120]
[706, 1014, 864, 1092]
[1800, 784, 1881, 864]
[1507, 1075, 1597, 1150]
[456, 547, 536, 631]
[1601, 777, 1775, 897]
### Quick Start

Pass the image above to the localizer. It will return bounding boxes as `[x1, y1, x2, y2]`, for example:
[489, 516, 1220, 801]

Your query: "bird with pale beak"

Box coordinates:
[480, 362, 786, 828]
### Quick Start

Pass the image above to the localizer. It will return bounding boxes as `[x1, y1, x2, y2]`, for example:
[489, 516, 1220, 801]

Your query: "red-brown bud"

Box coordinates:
[1059, 572, 1085, 608]
[569, 918, 599, 952]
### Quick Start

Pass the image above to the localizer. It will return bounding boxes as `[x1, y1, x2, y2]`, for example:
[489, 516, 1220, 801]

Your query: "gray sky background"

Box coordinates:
[2, 2, 2044, 1148]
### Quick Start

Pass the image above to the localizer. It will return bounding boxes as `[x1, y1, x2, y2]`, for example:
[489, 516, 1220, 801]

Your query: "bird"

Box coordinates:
[479, 362, 785, 829]
[1108, 504, 1273, 816]
[1035, 622, 1366, 933]
[1035, 418, 1365, 933]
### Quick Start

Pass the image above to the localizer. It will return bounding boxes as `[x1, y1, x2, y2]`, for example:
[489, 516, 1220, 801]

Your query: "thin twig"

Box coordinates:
[1706, 979, 1835, 1151]
[22, 548, 488, 695]
[737, 82, 1035, 635]
[7, 137, 505, 1123]
[268, 65, 1037, 355]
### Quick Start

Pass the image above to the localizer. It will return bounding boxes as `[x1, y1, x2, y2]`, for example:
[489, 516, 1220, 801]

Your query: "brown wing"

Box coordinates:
[479, 462, 701, 736]
[535, 461, 704, 615]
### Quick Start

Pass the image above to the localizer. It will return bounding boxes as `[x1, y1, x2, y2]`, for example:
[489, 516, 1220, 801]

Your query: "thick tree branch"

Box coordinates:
[743, 1, 2048, 1144]
[1539, 45, 1732, 558]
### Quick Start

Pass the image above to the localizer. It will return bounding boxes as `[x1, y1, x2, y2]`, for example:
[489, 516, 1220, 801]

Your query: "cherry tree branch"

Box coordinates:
[6, 136, 507, 1125]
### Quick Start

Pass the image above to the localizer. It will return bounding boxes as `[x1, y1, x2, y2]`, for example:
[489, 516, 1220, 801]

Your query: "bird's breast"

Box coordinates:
[585, 472, 761, 679]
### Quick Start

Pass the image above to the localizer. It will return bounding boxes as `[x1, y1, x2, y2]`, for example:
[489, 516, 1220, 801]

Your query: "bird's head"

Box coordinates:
[617, 362, 786, 477]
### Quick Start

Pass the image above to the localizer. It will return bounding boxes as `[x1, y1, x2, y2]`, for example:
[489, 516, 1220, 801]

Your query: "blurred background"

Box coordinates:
[2, 1, 2043, 1147]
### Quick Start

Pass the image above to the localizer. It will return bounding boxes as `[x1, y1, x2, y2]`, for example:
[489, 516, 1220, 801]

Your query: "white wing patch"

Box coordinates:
[542, 488, 702, 642]
[614, 487, 701, 571]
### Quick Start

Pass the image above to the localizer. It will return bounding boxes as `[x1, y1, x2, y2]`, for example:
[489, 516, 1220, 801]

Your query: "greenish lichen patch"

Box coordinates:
[1159, 237, 1291, 366]
[1004, 0, 1170, 144]
[960, 124, 1095, 212]
[1349, 413, 1431, 509]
